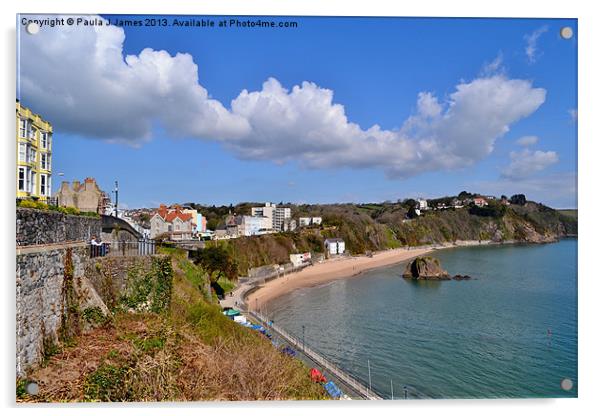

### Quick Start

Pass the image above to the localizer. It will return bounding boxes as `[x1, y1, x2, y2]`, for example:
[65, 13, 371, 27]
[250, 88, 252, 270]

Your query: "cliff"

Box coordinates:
[199, 200, 576, 277]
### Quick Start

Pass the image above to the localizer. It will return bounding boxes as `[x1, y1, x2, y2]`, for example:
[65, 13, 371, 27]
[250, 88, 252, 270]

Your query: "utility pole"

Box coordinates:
[302, 325, 306, 352]
[391, 379, 394, 400]
[113, 180, 119, 217]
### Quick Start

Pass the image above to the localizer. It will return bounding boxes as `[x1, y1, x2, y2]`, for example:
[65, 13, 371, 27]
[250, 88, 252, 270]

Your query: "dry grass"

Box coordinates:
[19, 254, 326, 402]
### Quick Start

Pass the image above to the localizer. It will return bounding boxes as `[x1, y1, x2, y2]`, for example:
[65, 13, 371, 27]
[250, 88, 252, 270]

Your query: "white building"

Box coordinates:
[299, 217, 311, 227]
[237, 215, 271, 237]
[299, 216, 322, 227]
[417, 198, 429, 210]
[290, 252, 311, 267]
[324, 238, 345, 256]
[283, 218, 297, 232]
[251, 202, 291, 231]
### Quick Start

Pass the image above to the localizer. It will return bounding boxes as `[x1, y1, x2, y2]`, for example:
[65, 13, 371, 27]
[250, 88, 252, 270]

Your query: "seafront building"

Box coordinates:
[16, 101, 53, 202]
[324, 238, 346, 257]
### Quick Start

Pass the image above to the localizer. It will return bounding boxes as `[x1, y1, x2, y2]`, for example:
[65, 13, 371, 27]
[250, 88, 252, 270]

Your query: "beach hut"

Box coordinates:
[223, 309, 241, 318]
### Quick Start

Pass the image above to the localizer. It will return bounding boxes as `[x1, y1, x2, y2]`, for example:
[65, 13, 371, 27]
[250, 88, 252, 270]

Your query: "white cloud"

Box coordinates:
[569, 108, 578, 122]
[524, 26, 548, 64]
[19, 15, 547, 179]
[480, 51, 504, 76]
[516, 135, 539, 146]
[502, 149, 559, 179]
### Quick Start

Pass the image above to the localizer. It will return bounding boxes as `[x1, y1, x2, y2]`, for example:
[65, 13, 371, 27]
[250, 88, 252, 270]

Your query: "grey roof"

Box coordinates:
[324, 238, 344, 243]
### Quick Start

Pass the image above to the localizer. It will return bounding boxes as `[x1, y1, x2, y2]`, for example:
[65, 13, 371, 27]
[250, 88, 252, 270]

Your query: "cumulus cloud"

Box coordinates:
[19, 15, 547, 179]
[524, 26, 548, 64]
[516, 135, 539, 147]
[502, 149, 558, 179]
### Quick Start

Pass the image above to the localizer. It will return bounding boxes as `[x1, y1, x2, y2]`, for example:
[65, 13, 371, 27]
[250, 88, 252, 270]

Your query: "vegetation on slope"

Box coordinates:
[189, 196, 576, 278]
[18, 250, 326, 402]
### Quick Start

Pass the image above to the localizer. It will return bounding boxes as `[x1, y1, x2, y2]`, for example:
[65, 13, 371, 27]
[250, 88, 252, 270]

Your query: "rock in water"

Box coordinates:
[402, 256, 450, 280]
[452, 274, 472, 280]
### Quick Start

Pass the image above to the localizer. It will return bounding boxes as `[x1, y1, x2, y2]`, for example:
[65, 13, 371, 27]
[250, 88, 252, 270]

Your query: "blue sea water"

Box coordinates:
[265, 240, 577, 399]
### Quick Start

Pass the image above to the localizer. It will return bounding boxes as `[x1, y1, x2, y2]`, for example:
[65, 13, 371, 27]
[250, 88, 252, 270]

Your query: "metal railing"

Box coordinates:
[251, 310, 383, 400]
[90, 238, 156, 258]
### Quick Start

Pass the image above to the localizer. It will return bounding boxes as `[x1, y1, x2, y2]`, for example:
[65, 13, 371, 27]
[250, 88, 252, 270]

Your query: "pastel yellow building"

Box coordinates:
[16, 101, 53, 202]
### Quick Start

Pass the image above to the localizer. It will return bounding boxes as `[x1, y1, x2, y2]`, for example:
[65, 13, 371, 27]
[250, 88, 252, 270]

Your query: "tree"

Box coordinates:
[192, 245, 238, 280]
[510, 194, 527, 205]
[401, 198, 417, 209]
[407, 207, 419, 219]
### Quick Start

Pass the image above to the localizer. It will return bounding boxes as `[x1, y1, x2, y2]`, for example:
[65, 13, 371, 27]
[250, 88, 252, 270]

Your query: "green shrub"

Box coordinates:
[84, 363, 130, 401]
[82, 307, 110, 326]
[65, 206, 80, 215]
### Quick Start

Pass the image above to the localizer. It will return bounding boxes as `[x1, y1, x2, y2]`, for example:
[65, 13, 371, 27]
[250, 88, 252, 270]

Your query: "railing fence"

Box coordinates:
[90, 238, 156, 258]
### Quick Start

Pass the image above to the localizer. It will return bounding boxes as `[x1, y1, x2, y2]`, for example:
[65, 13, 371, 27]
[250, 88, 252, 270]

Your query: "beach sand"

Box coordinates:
[247, 247, 434, 310]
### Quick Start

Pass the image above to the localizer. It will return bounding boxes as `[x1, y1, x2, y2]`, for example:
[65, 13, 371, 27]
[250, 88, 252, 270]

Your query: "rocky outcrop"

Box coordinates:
[403, 256, 450, 280]
[452, 274, 472, 280]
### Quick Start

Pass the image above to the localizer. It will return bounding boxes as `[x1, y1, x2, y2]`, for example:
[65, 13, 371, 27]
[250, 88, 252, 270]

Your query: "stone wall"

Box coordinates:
[16, 208, 101, 246]
[16, 244, 91, 376]
[84, 256, 154, 310]
[16, 248, 166, 376]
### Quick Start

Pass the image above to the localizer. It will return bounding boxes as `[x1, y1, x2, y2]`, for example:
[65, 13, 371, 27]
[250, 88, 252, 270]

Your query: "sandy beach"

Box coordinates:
[246, 247, 434, 310]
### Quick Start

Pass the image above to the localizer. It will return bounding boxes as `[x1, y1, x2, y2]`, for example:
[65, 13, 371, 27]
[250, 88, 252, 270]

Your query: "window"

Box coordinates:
[18, 143, 26, 162]
[28, 123, 35, 139]
[40, 132, 48, 149]
[41, 153, 47, 170]
[28, 170, 35, 193]
[19, 119, 26, 138]
[28, 148, 36, 164]
[18, 168, 25, 191]
[40, 174, 47, 196]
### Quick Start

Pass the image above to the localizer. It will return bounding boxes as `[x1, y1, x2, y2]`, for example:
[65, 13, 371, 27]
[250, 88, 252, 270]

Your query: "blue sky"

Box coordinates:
[18, 15, 577, 208]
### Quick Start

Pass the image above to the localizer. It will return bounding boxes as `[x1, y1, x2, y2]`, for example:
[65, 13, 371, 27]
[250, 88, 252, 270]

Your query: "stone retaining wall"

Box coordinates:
[16, 208, 101, 246]
[84, 256, 154, 310]
[16, 244, 90, 376]
[16, 247, 160, 376]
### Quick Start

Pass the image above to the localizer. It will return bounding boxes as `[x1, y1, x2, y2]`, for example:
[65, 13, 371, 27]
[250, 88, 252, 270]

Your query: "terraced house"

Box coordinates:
[16, 101, 52, 202]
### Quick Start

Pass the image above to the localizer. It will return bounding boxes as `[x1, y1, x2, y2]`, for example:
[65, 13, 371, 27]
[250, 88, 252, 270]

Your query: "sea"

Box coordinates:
[265, 239, 578, 399]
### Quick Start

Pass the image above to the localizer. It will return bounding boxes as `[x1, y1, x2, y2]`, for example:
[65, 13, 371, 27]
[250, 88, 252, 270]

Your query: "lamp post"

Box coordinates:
[113, 181, 119, 217]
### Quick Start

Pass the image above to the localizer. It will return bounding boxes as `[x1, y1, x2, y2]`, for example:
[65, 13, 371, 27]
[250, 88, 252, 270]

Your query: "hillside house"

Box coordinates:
[150, 204, 194, 240]
[324, 238, 346, 256]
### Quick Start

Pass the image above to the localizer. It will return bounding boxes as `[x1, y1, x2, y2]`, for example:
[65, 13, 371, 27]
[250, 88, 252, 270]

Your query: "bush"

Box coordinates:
[17, 198, 99, 217]
[192, 246, 238, 280]
[65, 206, 81, 215]
[84, 363, 130, 401]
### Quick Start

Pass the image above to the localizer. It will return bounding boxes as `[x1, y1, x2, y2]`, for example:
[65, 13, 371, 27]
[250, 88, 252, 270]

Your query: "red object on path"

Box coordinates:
[310, 368, 327, 383]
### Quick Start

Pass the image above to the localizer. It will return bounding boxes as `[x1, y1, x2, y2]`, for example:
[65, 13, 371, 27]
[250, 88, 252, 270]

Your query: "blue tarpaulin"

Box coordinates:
[324, 381, 342, 399]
